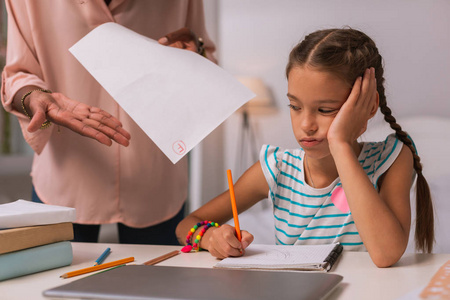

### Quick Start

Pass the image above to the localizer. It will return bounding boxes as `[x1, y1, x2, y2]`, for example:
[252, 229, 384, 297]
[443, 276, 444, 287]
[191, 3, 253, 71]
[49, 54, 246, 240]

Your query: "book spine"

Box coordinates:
[0, 222, 74, 254]
[322, 243, 344, 271]
[0, 241, 73, 281]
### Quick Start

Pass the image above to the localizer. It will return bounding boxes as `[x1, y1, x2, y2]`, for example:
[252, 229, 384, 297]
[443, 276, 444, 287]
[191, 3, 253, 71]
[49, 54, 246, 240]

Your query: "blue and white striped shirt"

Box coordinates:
[259, 134, 404, 251]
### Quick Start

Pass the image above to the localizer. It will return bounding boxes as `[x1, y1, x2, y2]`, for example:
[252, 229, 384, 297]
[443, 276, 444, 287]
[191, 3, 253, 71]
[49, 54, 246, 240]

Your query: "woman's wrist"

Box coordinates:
[16, 87, 53, 129]
[12, 85, 43, 114]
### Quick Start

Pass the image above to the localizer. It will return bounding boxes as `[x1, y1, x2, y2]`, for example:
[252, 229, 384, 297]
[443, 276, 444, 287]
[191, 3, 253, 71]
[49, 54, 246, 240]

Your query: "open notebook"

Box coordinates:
[214, 243, 343, 272]
[43, 265, 343, 300]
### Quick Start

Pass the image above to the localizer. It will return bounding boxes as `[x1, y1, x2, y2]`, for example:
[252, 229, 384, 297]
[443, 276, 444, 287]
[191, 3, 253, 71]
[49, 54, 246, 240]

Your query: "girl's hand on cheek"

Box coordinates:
[327, 68, 378, 148]
[206, 224, 253, 259]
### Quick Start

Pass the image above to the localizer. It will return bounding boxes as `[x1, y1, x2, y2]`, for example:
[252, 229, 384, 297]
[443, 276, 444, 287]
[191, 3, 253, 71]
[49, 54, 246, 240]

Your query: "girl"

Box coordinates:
[176, 28, 434, 267]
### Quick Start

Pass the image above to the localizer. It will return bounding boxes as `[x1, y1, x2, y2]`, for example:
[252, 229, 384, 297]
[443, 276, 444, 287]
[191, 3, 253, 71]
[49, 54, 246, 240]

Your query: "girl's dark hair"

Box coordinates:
[286, 28, 434, 253]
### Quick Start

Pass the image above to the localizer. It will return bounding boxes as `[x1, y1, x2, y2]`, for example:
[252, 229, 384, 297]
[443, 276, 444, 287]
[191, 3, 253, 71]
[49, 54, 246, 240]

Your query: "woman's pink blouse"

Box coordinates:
[1, 0, 215, 227]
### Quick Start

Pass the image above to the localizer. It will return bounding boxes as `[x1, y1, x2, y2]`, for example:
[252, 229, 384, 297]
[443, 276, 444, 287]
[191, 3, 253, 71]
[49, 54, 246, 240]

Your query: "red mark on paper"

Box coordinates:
[173, 140, 186, 155]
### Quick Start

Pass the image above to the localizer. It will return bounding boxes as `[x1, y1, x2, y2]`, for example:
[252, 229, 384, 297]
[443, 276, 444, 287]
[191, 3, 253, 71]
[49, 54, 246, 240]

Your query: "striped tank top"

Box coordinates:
[259, 134, 404, 251]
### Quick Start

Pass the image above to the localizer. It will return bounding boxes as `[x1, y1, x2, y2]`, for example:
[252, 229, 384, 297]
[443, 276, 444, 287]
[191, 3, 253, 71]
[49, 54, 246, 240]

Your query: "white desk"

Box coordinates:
[0, 242, 448, 300]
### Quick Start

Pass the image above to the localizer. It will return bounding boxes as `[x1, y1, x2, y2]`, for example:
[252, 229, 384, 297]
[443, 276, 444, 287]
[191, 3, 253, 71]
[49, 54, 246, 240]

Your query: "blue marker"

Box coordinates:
[94, 247, 111, 266]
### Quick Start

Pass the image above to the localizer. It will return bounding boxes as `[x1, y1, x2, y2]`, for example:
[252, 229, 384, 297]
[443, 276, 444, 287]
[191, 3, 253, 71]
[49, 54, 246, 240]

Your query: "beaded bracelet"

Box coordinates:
[21, 89, 53, 129]
[181, 220, 219, 253]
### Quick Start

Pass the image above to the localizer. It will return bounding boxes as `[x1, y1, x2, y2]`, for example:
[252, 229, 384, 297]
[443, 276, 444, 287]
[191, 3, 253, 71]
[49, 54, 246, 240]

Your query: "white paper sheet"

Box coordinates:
[214, 243, 339, 270]
[0, 200, 76, 229]
[69, 23, 255, 163]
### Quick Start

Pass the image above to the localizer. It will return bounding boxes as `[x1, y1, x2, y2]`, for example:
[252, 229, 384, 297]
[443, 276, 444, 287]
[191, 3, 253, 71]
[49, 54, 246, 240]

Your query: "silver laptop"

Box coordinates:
[43, 265, 343, 300]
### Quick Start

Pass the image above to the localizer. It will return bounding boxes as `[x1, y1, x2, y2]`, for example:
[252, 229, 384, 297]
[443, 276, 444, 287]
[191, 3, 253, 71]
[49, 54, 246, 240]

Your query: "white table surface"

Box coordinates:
[0, 242, 448, 300]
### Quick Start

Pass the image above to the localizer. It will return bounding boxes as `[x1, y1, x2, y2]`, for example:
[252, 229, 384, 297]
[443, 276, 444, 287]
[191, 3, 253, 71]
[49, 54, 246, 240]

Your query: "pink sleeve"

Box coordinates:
[1, 0, 52, 154]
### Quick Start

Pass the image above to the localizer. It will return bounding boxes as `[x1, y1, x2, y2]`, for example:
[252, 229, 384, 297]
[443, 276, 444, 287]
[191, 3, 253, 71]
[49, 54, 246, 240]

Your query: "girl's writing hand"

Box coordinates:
[204, 224, 253, 259]
[327, 68, 378, 148]
[26, 91, 131, 147]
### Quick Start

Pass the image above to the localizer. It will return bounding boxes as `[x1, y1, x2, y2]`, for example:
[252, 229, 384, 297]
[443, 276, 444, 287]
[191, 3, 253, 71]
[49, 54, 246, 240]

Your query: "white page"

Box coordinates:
[69, 23, 255, 164]
[0, 200, 76, 229]
[214, 244, 338, 269]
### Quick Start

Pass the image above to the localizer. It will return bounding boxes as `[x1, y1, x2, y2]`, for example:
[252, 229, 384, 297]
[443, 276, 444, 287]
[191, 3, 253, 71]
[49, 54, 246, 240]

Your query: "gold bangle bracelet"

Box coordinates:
[21, 89, 53, 129]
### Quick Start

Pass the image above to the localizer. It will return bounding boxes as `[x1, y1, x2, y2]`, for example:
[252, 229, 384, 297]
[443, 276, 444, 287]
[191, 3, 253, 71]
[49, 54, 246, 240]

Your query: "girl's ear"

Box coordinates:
[369, 92, 380, 119]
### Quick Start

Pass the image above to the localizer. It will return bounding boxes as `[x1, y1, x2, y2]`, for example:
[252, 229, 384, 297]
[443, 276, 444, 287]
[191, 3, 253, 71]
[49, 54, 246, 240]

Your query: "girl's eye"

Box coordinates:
[319, 108, 338, 114]
[288, 104, 300, 111]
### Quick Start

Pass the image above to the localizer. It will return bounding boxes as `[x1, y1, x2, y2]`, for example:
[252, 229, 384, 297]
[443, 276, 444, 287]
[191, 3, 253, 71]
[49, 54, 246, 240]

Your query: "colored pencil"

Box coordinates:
[227, 169, 241, 241]
[93, 247, 111, 266]
[143, 250, 180, 265]
[60, 257, 134, 279]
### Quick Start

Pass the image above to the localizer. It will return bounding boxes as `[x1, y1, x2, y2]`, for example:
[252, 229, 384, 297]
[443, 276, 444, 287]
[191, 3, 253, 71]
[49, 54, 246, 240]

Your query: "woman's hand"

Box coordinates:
[158, 27, 203, 54]
[327, 67, 378, 149]
[203, 224, 253, 259]
[25, 90, 130, 147]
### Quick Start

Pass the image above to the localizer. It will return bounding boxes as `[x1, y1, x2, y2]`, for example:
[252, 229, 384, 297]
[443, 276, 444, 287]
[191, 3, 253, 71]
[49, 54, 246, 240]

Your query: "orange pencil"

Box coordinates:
[60, 257, 135, 279]
[227, 169, 241, 241]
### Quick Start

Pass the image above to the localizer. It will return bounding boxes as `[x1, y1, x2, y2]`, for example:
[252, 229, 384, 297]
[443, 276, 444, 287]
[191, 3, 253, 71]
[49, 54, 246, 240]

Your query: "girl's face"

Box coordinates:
[287, 66, 351, 159]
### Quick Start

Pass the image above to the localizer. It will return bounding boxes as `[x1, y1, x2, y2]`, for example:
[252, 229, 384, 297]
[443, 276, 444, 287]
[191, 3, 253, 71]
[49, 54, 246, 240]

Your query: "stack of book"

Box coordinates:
[0, 200, 76, 281]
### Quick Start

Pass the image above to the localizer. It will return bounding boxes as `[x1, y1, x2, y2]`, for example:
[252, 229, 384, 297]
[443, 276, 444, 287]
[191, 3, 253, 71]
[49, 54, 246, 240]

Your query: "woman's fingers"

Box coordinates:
[161, 27, 196, 44]
[84, 109, 131, 141]
[65, 117, 113, 146]
[82, 119, 130, 146]
[26, 91, 130, 146]
[158, 27, 199, 52]
[50, 106, 130, 147]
